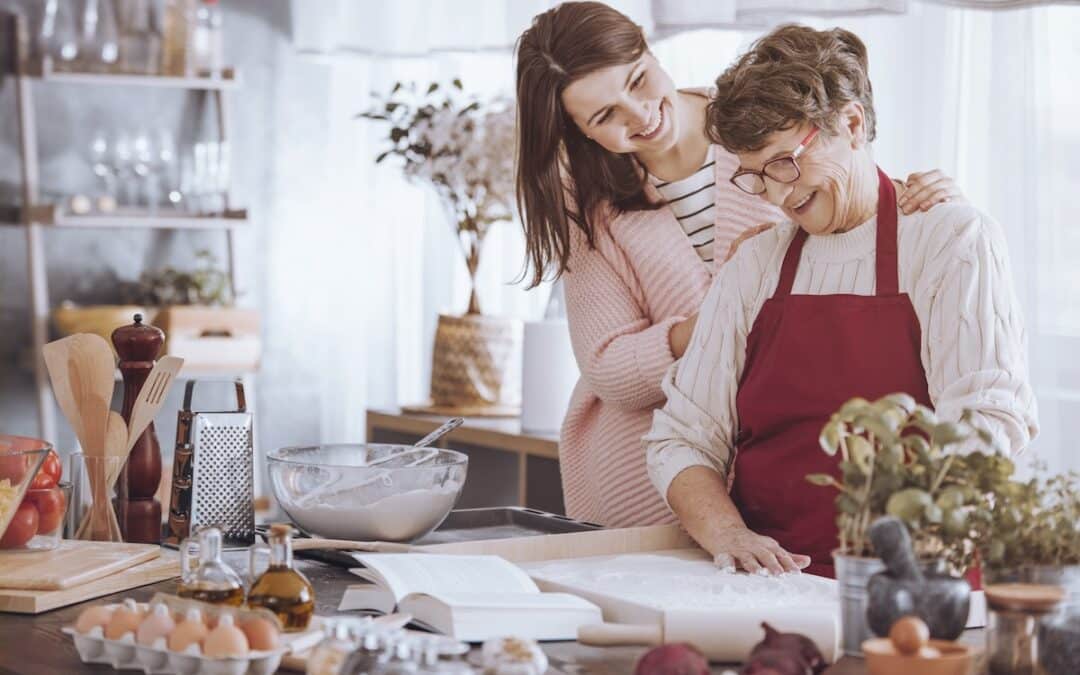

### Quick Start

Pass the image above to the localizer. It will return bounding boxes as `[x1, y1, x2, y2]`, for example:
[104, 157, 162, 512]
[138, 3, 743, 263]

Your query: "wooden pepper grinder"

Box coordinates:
[112, 313, 165, 543]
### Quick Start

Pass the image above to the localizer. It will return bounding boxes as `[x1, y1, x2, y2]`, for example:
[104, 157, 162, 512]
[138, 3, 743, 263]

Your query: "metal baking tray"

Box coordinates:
[257, 507, 602, 569]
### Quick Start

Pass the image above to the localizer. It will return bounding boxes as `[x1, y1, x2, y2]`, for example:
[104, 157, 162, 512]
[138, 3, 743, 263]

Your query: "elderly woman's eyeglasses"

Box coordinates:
[730, 128, 820, 195]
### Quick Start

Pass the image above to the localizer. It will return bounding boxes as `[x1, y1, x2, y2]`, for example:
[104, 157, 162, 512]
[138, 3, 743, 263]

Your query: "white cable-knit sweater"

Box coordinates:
[644, 201, 1039, 503]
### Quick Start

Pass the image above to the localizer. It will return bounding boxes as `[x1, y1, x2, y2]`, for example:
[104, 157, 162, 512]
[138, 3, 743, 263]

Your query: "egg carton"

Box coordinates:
[63, 622, 286, 675]
[63, 598, 323, 675]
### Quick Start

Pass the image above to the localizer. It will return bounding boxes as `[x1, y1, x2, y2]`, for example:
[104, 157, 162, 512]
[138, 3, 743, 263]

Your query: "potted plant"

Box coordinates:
[119, 250, 260, 371]
[807, 393, 1005, 655]
[977, 468, 1080, 598]
[358, 80, 521, 415]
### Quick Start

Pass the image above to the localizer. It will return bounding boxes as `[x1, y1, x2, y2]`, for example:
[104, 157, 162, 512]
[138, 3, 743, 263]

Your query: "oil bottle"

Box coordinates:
[247, 523, 315, 631]
[177, 526, 245, 606]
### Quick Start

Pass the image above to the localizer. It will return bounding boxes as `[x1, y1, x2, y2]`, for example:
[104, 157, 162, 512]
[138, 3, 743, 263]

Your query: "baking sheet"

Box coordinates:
[259, 507, 601, 568]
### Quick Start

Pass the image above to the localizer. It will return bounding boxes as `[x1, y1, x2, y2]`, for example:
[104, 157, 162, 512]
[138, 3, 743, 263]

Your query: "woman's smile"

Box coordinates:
[632, 100, 667, 140]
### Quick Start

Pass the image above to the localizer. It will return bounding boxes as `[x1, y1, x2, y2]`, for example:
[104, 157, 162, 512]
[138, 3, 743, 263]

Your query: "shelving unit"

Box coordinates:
[3, 11, 257, 444]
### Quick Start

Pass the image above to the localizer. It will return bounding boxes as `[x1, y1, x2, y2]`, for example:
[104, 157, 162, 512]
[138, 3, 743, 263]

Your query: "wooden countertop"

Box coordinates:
[0, 550, 983, 673]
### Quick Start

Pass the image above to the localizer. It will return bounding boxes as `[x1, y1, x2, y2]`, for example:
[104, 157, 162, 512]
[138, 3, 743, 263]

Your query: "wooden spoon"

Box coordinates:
[41, 337, 86, 449]
[67, 333, 116, 455]
[290, 538, 422, 554]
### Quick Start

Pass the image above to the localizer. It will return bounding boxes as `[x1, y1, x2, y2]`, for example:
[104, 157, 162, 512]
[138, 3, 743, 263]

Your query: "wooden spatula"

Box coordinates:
[125, 356, 184, 453]
[67, 334, 116, 455]
[104, 411, 129, 489]
[42, 337, 86, 448]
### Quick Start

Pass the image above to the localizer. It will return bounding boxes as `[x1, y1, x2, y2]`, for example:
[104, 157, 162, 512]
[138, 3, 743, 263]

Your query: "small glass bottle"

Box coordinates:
[177, 526, 245, 606]
[247, 523, 316, 631]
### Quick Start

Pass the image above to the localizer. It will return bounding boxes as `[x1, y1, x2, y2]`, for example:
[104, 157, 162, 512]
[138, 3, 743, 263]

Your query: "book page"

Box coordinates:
[350, 554, 539, 601]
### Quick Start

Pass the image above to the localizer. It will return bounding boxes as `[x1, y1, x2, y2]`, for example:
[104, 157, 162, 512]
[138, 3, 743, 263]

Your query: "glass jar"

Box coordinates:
[177, 526, 245, 605]
[986, 582, 1065, 675]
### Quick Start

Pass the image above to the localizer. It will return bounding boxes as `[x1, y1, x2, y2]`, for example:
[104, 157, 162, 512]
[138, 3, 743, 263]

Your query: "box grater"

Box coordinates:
[165, 380, 255, 549]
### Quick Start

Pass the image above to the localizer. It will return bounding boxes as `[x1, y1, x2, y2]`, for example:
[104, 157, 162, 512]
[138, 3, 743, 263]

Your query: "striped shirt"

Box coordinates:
[651, 145, 717, 263]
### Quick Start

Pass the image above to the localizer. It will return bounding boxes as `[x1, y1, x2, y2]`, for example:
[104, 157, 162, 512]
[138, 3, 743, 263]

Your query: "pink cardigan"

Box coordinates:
[560, 147, 781, 527]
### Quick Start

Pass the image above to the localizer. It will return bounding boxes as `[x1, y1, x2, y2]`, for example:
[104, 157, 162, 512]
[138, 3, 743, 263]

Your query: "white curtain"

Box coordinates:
[263, 40, 549, 445]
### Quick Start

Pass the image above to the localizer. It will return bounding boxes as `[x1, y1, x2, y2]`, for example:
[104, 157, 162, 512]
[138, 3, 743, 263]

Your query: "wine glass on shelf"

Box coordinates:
[110, 131, 135, 207]
[157, 130, 181, 211]
[38, 0, 79, 67]
[78, 0, 120, 73]
[131, 129, 157, 212]
[89, 130, 115, 203]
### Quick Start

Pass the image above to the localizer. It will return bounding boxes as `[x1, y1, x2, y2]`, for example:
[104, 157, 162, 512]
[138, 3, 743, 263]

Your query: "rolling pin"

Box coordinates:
[578, 606, 840, 663]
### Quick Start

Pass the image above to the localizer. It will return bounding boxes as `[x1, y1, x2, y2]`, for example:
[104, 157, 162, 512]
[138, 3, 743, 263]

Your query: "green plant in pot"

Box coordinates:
[358, 81, 522, 415]
[807, 393, 1004, 656]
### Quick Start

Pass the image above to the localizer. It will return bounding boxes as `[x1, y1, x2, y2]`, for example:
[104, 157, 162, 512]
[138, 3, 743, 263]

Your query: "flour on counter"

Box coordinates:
[524, 550, 837, 611]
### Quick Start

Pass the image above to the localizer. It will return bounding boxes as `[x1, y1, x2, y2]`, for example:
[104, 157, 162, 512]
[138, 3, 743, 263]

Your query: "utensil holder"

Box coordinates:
[71, 452, 125, 542]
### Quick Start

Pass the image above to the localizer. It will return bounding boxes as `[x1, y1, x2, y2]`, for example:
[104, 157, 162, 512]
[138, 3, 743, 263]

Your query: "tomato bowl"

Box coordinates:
[0, 435, 63, 552]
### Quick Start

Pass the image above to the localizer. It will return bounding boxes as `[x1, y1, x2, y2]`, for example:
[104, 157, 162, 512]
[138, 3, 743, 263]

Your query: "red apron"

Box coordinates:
[732, 168, 932, 578]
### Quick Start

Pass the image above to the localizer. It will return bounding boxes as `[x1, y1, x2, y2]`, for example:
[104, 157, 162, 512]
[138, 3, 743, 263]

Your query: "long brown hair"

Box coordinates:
[515, 1, 662, 288]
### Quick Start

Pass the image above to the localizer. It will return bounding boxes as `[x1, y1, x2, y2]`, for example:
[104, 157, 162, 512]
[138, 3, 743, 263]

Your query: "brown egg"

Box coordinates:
[889, 616, 930, 656]
[168, 608, 209, 652]
[136, 603, 177, 646]
[75, 605, 114, 634]
[204, 614, 249, 658]
[239, 616, 280, 652]
[104, 600, 144, 640]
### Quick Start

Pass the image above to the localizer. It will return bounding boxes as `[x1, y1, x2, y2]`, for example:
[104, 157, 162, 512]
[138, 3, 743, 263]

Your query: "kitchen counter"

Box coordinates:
[0, 552, 984, 674]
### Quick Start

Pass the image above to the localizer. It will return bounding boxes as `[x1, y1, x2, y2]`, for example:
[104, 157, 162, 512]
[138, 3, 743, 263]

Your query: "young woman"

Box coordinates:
[514, 1, 962, 527]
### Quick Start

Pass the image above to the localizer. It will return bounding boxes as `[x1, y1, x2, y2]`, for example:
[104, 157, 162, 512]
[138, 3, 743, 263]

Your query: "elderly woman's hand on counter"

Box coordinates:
[665, 466, 811, 576]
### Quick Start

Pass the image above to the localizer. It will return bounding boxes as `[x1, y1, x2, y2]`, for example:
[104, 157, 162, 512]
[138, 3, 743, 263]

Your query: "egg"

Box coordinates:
[204, 614, 249, 658]
[239, 616, 280, 651]
[136, 603, 177, 646]
[104, 599, 144, 640]
[75, 605, 114, 634]
[168, 608, 208, 652]
[889, 616, 930, 656]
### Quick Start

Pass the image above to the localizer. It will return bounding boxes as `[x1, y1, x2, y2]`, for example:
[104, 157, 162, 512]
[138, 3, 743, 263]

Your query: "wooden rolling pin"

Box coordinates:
[289, 538, 423, 554]
[579, 606, 840, 663]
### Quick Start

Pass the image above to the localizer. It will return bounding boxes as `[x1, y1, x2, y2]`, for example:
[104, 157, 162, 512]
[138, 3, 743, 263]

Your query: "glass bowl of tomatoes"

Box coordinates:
[0, 435, 67, 552]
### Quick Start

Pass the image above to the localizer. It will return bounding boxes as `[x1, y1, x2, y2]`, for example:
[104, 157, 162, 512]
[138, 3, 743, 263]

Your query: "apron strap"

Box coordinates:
[875, 166, 900, 296]
[774, 167, 900, 298]
[775, 228, 808, 297]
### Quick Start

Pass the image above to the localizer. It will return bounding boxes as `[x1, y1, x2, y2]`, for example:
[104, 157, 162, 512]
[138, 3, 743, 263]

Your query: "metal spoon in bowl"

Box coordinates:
[364, 417, 465, 468]
[295, 418, 466, 507]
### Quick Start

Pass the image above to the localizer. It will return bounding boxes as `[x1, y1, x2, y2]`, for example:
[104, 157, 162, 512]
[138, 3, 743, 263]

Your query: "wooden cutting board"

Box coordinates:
[0, 541, 161, 591]
[0, 554, 180, 614]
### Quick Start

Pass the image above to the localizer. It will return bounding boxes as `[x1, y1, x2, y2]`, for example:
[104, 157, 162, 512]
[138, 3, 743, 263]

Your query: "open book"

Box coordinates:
[338, 554, 602, 642]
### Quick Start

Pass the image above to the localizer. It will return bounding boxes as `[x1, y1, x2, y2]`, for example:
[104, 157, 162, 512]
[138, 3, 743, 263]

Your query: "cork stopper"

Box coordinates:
[269, 523, 293, 538]
[111, 313, 165, 364]
[985, 583, 1066, 614]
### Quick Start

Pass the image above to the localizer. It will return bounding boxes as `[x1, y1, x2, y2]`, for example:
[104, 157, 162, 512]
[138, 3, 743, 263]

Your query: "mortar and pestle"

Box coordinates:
[866, 516, 971, 640]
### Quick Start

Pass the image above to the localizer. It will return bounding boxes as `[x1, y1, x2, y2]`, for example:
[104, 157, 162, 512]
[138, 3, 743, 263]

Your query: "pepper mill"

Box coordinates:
[112, 313, 166, 543]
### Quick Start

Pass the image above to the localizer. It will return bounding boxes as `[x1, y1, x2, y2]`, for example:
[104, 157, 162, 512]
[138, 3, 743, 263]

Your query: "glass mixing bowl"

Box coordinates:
[267, 444, 468, 542]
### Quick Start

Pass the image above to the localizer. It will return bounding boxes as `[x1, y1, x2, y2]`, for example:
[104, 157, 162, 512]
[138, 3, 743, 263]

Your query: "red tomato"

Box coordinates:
[27, 487, 66, 535]
[0, 501, 39, 548]
[29, 450, 62, 489]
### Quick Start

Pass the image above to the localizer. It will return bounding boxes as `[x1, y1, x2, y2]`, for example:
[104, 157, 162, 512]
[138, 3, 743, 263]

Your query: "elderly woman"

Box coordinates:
[644, 25, 1038, 578]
